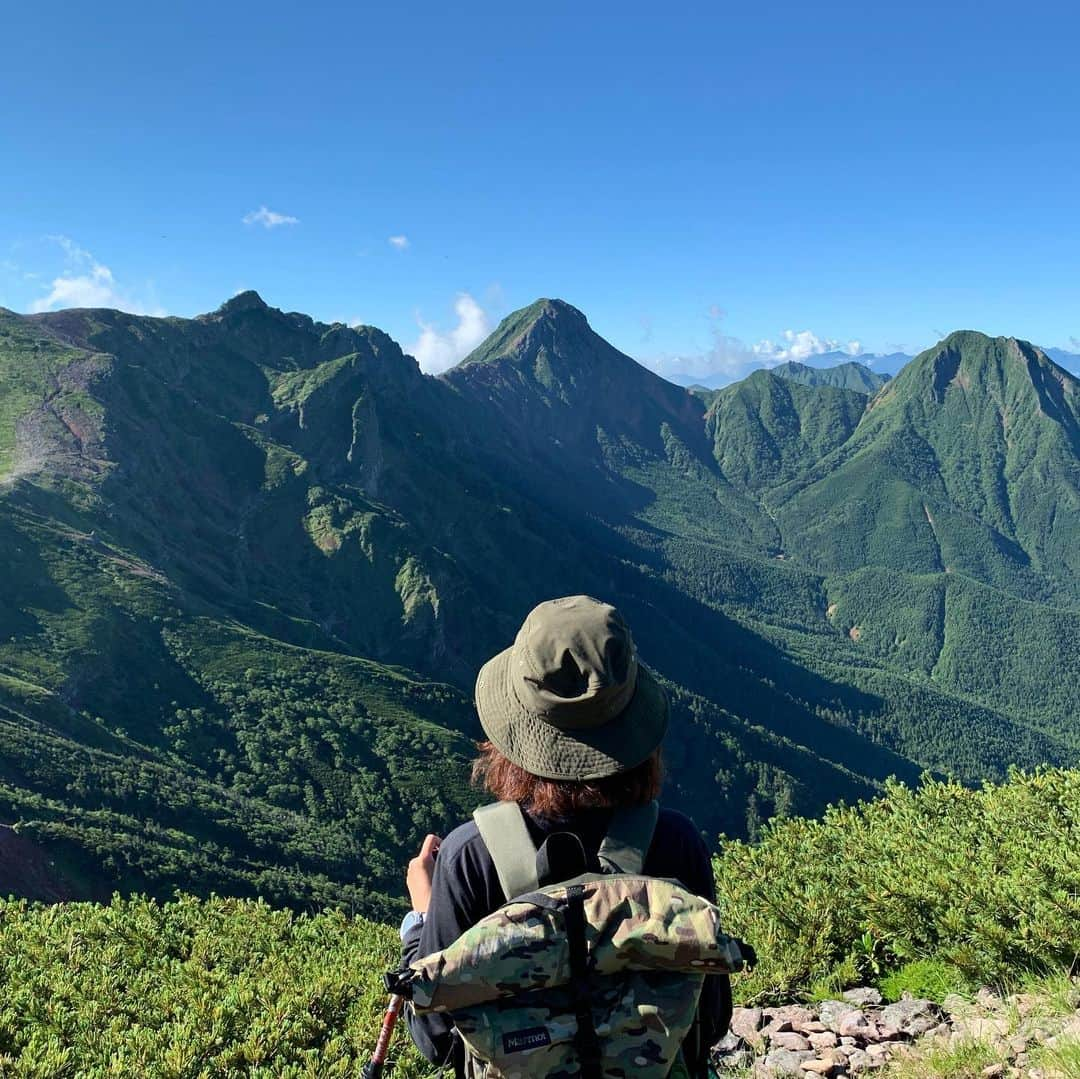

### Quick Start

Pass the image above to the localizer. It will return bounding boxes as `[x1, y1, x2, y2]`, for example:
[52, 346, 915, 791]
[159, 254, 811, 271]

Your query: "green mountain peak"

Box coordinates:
[454, 297, 590, 370]
[213, 289, 269, 315]
[771, 359, 890, 394]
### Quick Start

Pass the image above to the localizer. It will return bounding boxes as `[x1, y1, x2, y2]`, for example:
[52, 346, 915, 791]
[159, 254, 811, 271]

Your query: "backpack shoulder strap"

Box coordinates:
[597, 799, 659, 875]
[473, 800, 540, 901]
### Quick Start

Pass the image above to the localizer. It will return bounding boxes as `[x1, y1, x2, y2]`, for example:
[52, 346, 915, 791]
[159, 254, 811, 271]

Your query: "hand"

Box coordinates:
[406, 833, 441, 913]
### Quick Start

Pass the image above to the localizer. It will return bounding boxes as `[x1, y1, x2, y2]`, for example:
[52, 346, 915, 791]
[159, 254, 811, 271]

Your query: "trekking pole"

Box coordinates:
[361, 992, 404, 1078]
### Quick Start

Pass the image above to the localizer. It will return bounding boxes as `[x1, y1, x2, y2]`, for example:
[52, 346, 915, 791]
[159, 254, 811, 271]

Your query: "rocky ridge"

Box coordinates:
[716, 986, 1080, 1077]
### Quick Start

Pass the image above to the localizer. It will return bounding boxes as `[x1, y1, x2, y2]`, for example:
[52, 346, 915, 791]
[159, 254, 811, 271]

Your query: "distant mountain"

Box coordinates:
[706, 369, 869, 489]
[670, 350, 913, 390]
[771, 360, 890, 394]
[1, 300, 1077, 910]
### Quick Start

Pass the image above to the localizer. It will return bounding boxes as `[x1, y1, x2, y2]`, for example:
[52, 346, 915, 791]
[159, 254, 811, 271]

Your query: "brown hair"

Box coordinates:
[471, 741, 664, 819]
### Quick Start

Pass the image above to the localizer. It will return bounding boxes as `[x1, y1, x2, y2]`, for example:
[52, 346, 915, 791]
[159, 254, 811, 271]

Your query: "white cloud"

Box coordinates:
[752, 329, 862, 365]
[29, 236, 165, 315]
[410, 292, 491, 374]
[643, 310, 865, 386]
[388, 234, 410, 250]
[242, 206, 299, 229]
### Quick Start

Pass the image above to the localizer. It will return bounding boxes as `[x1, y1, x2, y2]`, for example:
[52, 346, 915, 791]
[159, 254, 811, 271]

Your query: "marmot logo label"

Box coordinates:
[502, 1026, 552, 1054]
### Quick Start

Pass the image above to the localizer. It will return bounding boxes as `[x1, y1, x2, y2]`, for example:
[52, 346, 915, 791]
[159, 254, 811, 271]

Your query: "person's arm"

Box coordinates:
[399, 831, 497, 1067]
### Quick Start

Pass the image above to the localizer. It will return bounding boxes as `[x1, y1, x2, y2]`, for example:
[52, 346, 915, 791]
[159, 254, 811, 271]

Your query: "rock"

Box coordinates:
[800, 1022, 829, 1034]
[867, 1025, 904, 1043]
[1057, 1015, 1080, 1040]
[772, 1032, 813, 1052]
[881, 998, 943, 1037]
[840, 1037, 859, 1047]
[771, 1006, 818, 1029]
[1007, 1034, 1030, 1056]
[761, 1048, 816, 1076]
[843, 988, 883, 1007]
[715, 1032, 745, 1053]
[732, 1007, 765, 1039]
[926, 1022, 952, 1039]
[765, 1020, 796, 1036]
[809, 1032, 839, 1050]
[800, 1058, 837, 1075]
[838, 1011, 875, 1038]
[952, 1015, 1010, 1042]
[982, 1065, 1005, 1078]
[845, 1048, 875, 1072]
[820, 1001, 861, 1032]
[866, 1043, 893, 1058]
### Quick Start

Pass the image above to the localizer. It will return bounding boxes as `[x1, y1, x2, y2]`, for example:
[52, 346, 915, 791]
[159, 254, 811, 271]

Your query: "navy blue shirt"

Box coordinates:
[400, 804, 731, 1074]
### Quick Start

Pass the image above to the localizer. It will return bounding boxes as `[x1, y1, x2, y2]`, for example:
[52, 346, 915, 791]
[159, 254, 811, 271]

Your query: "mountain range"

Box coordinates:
[1, 294, 1077, 912]
[672, 346, 1080, 390]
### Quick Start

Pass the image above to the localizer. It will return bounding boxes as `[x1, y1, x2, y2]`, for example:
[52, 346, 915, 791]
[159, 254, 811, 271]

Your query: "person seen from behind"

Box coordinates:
[398, 595, 735, 1077]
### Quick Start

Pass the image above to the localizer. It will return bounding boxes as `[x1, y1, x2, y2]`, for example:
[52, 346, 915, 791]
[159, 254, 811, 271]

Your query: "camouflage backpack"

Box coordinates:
[387, 800, 752, 1078]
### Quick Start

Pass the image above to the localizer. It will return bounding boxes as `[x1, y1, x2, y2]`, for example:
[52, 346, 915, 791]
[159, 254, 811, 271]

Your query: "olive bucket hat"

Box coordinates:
[474, 595, 669, 781]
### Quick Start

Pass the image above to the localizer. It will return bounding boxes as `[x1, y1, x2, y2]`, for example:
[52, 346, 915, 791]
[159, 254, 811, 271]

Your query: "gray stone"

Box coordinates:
[881, 998, 944, 1037]
[845, 1049, 874, 1073]
[820, 1001, 861, 1032]
[761, 1048, 816, 1076]
[838, 1011, 875, 1039]
[715, 1031, 745, 1054]
[843, 988, 884, 1007]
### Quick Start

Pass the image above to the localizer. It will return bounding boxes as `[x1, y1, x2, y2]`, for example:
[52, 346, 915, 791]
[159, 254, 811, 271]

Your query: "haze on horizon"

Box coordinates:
[3, 1, 1078, 383]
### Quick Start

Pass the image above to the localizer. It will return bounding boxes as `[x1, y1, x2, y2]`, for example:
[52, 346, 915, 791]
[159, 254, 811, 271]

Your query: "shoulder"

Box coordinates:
[655, 806, 708, 850]
[435, 818, 487, 868]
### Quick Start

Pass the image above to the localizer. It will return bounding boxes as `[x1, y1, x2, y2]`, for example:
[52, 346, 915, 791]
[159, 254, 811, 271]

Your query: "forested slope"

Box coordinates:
[0, 298, 1076, 908]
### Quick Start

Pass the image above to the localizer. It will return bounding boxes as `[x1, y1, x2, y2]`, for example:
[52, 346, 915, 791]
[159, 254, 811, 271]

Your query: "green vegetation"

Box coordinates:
[0, 299, 1077, 908]
[0, 894, 429, 1078]
[2, 771, 1078, 1076]
[713, 769, 1080, 1002]
[771, 359, 890, 394]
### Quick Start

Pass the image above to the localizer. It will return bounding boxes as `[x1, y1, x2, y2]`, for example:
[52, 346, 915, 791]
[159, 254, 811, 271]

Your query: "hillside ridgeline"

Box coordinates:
[0, 298, 1077, 907]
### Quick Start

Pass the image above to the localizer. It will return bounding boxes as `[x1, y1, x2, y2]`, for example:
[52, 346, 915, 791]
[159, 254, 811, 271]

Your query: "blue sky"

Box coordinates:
[3, 1, 1078, 378]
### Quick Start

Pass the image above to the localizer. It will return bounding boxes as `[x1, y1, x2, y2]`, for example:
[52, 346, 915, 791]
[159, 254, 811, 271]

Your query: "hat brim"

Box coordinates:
[474, 647, 669, 781]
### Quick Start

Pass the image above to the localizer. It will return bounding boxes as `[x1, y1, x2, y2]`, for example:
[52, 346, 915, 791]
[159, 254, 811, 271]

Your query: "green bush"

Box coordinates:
[878, 959, 973, 1003]
[0, 894, 429, 1078]
[714, 769, 1080, 1001]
